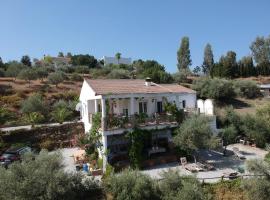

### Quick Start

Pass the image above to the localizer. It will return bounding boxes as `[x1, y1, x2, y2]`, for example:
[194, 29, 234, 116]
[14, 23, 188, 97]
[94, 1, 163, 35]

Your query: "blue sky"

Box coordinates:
[1, 0, 270, 73]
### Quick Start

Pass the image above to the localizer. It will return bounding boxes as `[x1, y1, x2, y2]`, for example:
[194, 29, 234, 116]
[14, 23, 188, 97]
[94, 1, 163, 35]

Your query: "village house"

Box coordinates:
[79, 78, 215, 168]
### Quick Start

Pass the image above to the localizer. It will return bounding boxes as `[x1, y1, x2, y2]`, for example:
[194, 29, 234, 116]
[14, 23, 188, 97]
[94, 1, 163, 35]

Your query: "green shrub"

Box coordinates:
[0, 94, 23, 108]
[192, 77, 235, 100]
[89, 68, 111, 78]
[105, 169, 159, 200]
[0, 150, 103, 200]
[70, 73, 83, 81]
[173, 115, 213, 153]
[47, 71, 65, 86]
[107, 69, 130, 79]
[21, 93, 46, 115]
[265, 152, 270, 163]
[0, 106, 16, 125]
[74, 65, 90, 74]
[233, 80, 260, 99]
[23, 112, 45, 126]
[159, 170, 204, 200]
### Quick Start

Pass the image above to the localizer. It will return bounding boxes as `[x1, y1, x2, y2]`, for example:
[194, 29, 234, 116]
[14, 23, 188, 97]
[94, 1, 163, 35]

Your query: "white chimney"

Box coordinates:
[145, 77, 152, 86]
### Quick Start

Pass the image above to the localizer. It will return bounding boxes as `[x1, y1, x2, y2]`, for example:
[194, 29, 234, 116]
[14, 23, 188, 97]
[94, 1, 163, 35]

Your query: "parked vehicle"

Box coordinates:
[0, 146, 31, 168]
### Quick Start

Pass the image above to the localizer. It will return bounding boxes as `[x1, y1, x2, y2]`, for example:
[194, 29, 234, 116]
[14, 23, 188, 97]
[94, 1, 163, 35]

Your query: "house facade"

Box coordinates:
[79, 78, 204, 168]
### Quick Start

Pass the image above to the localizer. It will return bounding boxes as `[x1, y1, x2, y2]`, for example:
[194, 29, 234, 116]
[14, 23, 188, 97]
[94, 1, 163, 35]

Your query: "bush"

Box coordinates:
[48, 71, 65, 86]
[172, 69, 192, 84]
[5, 61, 26, 79]
[0, 150, 103, 200]
[21, 93, 46, 115]
[159, 170, 204, 200]
[241, 114, 270, 148]
[233, 80, 260, 99]
[75, 65, 90, 74]
[105, 169, 159, 200]
[173, 115, 213, 153]
[0, 94, 23, 108]
[18, 68, 38, 85]
[0, 107, 16, 125]
[243, 159, 270, 200]
[192, 78, 235, 100]
[107, 69, 130, 79]
[220, 125, 238, 145]
[70, 73, 83, 81]
[89, 68, 111, 78]
[23, 112, 45, 126]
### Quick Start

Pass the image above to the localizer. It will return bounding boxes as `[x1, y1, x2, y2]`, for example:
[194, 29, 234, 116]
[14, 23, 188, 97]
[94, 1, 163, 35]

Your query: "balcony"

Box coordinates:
[102, 113, 178, 131]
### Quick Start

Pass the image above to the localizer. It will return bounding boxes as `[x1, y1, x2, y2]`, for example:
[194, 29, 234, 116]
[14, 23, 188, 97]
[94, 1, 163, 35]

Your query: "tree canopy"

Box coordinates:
[173, 115, 214, 153]
[0, 150, 102, 200]
[21, 55, 32, 67]
[71, 54, 98, 68]
[202, 43, 214, 75]
[177, 36, 192, 71]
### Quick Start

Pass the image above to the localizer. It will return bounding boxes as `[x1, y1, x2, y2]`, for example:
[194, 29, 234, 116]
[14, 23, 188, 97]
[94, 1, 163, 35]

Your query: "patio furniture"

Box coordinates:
[148, 147, 166, 157]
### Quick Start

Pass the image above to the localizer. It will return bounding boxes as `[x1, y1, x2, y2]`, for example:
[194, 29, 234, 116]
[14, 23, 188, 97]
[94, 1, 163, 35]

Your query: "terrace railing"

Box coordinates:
[103, 113, 178, 131]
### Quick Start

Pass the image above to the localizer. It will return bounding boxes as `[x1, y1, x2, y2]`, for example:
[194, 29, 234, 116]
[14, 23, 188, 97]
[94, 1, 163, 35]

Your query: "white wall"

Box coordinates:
[79, 80, 97, 132]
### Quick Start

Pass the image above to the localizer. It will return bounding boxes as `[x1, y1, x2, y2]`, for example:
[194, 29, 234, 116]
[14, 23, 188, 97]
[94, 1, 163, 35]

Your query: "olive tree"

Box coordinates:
[243, 159, 270, 200]
[0, 150, 103, 200]
[173, 115, 215, 154]
[48, 71, 65, 87]
[21, 93, 47, 115]
[105, 169, 159, 200]
[18, 68, 38, 86]
[159, 170, 204, 200]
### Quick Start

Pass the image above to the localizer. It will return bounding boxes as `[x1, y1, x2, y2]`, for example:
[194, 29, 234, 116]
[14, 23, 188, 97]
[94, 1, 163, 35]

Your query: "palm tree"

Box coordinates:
[115, 52, 121, 65]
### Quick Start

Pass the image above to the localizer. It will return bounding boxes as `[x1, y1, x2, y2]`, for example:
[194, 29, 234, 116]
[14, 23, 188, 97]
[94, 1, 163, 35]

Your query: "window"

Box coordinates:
[157, 101, 163, 113]
[139, 102, 147, 113]
[123, 108, 128, 117]
[182, 100, 186, 108]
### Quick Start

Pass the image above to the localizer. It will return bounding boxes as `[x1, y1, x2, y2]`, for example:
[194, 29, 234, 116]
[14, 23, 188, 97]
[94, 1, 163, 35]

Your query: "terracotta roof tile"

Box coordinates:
[85, 79, 196, 95]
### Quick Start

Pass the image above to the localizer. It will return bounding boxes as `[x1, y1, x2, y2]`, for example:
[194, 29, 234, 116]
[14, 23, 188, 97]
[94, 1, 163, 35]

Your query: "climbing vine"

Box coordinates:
[127, 128, 151, 169]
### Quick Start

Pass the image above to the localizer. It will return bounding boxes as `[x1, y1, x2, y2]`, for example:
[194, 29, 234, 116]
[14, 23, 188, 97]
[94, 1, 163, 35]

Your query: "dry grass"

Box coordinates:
[0, 77, 83, 113]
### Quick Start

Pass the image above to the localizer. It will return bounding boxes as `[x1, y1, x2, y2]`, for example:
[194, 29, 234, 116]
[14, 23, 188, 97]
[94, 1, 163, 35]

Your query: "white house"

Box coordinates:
[102, 56, 132, 65]
[79, 78, 213, 168]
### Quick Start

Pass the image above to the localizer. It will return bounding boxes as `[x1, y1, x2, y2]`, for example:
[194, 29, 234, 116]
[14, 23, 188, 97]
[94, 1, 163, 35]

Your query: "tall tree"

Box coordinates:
[58, 52, 64, 57]
[250, 36, 270, 64]
[177, 36, 192, 71]
[238, 56, 255, 77]
[115, 52, 121, 64]
[250, 36, 270, 75]
[218, 51, 238, 78]
[202, 43, 214, 75]
[0, 57, 4, 69]
[21, 55, 32, 67]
